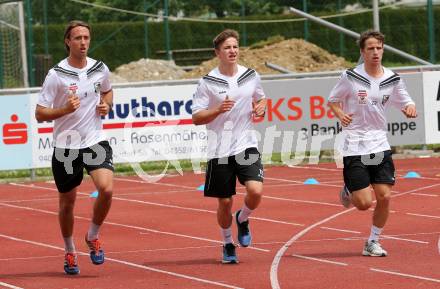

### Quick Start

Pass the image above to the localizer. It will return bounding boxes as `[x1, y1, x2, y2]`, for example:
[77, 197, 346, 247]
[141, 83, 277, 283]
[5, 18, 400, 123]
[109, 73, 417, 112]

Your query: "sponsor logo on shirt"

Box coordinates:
[68, 83, 78, 96]
[358, 90, 368, 104]
[382, 95, 390, 105]
[218, 90, 227, 95]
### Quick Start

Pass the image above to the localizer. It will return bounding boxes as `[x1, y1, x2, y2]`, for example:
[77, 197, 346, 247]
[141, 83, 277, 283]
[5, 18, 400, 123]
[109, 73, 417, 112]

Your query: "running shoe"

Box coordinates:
[235, 210, 252, 247]
[362, 240, 388, 257]
[64, 252, 80, 275]
[222, 243, 238, 264]
[85, 235, 105, 265]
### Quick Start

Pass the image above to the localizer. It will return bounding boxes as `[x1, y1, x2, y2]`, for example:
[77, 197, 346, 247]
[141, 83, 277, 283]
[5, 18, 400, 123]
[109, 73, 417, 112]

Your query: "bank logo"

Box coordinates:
[2, 114, 28, 145]
[382, 95, 390, 105]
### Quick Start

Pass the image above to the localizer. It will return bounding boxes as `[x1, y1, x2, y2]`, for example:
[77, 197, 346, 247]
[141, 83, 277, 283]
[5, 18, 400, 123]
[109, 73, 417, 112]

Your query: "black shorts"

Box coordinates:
[52, 141, 114, 193]
[204, 147, 264, 198]
[343, 150, 395, 192]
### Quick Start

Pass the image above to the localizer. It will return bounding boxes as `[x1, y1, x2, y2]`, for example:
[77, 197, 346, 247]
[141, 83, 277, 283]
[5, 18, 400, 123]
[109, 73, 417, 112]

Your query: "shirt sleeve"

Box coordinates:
[389, 79, 415, 109]
[100, 63, 112, 93]
[37, 70, 59, 108]
[328, 71, 351, 103]
[191, 79, 210, 114]
[253, 72, 265, 101]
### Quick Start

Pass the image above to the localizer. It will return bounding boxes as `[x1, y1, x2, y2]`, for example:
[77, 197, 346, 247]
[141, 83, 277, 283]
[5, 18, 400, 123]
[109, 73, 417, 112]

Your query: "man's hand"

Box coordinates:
[217, 95, 235, 113]
[252, 99, 266, 117]
[97, 100, 111, 116]
[65, 94, 80, 113]
[402, 104, 417, 118]
[340, 112, 354, 127]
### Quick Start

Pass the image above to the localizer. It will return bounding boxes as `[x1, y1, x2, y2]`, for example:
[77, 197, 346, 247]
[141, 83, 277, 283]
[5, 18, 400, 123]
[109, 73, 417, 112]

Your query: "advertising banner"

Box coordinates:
[422, 71, 440, 144]
[1, 71, 430, 170]
[30, 84, 208, 168]
[0, 94, 33, 170]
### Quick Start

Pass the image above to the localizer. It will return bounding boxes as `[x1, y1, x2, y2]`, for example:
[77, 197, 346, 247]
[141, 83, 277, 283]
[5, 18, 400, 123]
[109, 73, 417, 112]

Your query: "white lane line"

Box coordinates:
[319, 180, 345, 184]
[111, 195, 303, 227]
[407, 213, 440, 219]
[0, 201, 269, 253]
[237, 192, 340, 207]
[286, 166, 341, 172]
[320, 227, 361, 234]
[0, 282, 24, 289]
[410, 193, 438, 197]
[0, 233, 243, 289]
[8, 182, 303, 228]
[370, 268, 440, 283]
[114, 177, 195, 189]
[291, 254, 348, 266]
[0, 196, 86, 203]
[265, 177, 341, 188]
[270, 183, 440, 289]
[381, 235, 428, 244]
[438, 238, 440, 255]
[0, 255, 61, 261]
[270, 209, 352, 289]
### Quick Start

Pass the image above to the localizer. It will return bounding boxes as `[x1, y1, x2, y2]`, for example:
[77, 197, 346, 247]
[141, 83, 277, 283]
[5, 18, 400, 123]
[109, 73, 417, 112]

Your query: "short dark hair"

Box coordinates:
[213, 29, 239, 50]
[357, 30, 384, 49]
[64, 20, 91, 52]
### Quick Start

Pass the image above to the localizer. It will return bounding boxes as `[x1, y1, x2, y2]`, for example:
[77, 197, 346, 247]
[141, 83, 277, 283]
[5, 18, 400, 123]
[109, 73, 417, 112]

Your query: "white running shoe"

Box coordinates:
[362, 240, 388, 257]
[339, 185, 352, 208]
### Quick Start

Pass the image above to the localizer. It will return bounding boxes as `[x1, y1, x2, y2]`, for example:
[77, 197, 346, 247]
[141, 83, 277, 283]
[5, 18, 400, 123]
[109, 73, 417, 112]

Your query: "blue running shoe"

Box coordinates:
[235, 210, 252, 247]
[222, 243, 238, 264]
[64, 253, 80, 275]
[85, 235, 105, 265]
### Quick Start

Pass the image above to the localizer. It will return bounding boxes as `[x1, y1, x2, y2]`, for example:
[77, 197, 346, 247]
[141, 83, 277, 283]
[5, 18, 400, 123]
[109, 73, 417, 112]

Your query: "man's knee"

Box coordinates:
[218, 197, 233, 209]
[246, 182, 263, 197]
[98, 186, 113, 199]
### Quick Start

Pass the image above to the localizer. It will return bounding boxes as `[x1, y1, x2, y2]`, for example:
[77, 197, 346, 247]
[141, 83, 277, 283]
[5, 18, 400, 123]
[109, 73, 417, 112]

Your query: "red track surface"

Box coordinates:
[1, 157, 440, 289]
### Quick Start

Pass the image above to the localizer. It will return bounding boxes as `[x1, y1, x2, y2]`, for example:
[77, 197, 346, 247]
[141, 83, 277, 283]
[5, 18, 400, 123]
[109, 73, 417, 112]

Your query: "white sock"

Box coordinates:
[87, 222, 101, 241]
[221, 227, 233, 244]
[63, 236, 76, 253]
[368, 225, 383, 243]
[238, 204, 253, 224]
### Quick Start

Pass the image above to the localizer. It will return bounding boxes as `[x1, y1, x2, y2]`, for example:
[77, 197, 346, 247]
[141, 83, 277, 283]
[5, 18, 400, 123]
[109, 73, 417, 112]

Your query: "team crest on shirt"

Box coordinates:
[94, 82, 101, 94]
[358, 90, 368, 104]
[382, 95, 390, 105]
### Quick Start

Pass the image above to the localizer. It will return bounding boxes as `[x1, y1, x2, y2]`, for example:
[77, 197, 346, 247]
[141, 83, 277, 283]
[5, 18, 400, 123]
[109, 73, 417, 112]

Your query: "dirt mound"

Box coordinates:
[182, 38, 351, 79]
[110, 58, 186, 83]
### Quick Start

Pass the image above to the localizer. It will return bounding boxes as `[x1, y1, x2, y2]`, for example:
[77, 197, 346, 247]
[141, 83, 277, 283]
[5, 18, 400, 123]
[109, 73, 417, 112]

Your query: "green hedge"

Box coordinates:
[31, 7, 439, 73]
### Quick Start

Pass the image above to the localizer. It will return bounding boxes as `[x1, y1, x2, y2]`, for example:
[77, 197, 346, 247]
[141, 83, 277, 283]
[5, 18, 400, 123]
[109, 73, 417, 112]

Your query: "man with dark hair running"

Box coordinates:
[328, 30, 417, 257]
[192, 29, 267, 263]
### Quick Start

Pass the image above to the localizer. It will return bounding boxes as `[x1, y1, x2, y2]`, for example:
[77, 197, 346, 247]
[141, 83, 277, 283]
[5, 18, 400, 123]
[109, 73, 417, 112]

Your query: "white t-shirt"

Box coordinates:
[328, 64, 414, 156]
[192, 65, 266, 159]
[38, 57, 112, 149]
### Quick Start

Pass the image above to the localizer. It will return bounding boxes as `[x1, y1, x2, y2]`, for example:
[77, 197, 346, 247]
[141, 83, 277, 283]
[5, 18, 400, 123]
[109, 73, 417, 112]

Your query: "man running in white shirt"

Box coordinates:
[328, 30, 417, 257]
[192, 29, 267, 264]
[35, 20, 114, 274]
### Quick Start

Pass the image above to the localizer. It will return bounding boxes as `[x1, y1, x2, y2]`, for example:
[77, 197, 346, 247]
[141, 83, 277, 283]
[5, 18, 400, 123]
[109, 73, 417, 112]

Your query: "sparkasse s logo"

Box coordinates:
[2, 114, 28, 145]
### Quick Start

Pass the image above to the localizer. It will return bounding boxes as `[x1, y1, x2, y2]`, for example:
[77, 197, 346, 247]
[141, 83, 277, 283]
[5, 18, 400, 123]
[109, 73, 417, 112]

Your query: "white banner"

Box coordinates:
[422, 71, 440, 144]
[30, 84, 208, 168]
[0, 70, 434, 170]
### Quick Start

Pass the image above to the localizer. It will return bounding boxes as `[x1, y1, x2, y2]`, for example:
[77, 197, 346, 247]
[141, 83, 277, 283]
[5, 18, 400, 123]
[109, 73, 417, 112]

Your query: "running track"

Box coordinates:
[0, 157, 439, 289]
